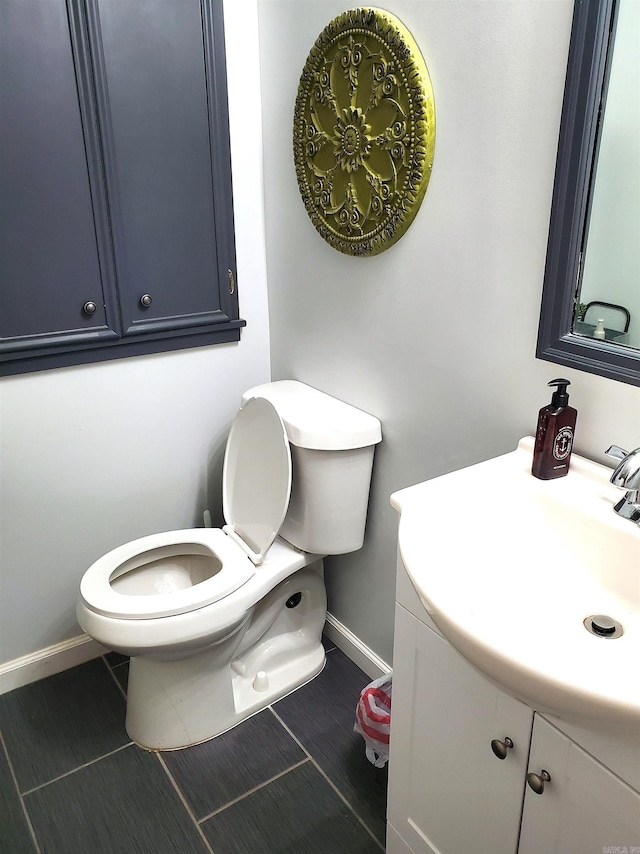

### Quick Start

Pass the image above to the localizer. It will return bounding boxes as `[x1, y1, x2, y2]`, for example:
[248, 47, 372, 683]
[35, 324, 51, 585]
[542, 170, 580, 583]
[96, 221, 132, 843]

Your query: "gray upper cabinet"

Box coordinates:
[0, 0, 244, 376]
[0, 0, 115, 344]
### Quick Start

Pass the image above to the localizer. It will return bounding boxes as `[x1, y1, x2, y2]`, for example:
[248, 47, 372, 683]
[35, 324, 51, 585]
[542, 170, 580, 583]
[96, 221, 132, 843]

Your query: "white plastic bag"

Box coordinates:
[354, 674, 392, 768]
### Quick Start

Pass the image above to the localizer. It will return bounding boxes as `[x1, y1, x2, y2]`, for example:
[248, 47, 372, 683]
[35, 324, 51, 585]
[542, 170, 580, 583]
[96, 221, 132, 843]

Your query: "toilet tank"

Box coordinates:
[241, 381, 382, 555]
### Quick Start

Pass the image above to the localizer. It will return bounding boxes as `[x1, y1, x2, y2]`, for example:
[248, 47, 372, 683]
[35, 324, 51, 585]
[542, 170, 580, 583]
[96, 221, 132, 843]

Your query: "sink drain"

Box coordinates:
[583, 615, 623, 639]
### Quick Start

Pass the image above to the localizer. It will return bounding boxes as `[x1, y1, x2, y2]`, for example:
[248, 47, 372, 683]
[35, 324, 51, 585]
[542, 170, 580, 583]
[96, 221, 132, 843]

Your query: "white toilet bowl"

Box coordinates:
[77, 382, 381, 750]
[79, 533, 326, 749]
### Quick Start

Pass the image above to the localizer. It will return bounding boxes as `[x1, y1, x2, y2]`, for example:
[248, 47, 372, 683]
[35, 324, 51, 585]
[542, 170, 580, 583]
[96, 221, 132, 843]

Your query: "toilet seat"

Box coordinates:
[79, 398, 293, 620]
[79, 529, 255, 619]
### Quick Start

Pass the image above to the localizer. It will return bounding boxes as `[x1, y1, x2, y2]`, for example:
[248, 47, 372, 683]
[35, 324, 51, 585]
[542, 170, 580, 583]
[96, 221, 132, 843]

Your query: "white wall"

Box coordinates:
[0, 1, 270, 665]
[258, 0, 640, 664]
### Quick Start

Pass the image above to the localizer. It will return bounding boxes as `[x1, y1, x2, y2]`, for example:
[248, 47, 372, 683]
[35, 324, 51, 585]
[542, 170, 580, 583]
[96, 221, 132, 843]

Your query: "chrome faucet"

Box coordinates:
[605, 446, 640, 523]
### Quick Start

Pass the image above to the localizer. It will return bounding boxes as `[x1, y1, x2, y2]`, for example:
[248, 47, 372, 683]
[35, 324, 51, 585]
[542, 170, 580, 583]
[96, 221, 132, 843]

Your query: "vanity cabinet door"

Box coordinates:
[387, 605, 533, 854]
[519, 715, 640, 854]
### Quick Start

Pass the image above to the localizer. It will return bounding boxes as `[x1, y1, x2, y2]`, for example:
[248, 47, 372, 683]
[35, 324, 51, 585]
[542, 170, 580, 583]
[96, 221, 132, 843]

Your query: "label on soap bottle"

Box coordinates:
[553, 426, 574, 461]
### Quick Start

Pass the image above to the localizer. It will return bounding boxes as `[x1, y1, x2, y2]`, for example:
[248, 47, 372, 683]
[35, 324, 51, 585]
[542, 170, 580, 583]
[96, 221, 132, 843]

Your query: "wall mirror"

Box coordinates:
[537, 0, 639, 387]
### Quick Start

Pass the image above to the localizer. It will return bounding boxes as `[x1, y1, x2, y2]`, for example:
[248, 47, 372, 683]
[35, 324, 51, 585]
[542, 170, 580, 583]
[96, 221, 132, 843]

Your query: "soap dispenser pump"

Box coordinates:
[532, 378, 577, 480]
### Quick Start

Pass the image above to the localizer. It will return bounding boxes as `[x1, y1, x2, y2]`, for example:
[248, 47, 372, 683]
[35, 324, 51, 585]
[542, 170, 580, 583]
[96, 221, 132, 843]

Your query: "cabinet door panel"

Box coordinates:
[93, 0, 226, 333]
[388, 606, 533, 854]
[0, 0, 110, 343]
[519, 715, 640, 854]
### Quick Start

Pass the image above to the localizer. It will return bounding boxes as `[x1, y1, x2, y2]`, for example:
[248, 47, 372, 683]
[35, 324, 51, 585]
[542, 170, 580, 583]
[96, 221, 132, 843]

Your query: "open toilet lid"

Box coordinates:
[222, 396, 292, 563]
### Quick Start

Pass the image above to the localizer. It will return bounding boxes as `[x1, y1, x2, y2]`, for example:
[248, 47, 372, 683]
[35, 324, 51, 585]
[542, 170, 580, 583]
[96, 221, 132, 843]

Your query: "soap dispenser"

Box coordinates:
[532, 379, 577, 480]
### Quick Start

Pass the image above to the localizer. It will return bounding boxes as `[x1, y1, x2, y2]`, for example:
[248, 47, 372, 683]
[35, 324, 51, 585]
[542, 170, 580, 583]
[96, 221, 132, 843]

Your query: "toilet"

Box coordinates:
[77, 381, 381, 750]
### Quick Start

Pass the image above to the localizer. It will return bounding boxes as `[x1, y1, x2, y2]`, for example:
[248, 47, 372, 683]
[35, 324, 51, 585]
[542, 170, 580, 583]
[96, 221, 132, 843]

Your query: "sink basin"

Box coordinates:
[391, 437, 640, 727]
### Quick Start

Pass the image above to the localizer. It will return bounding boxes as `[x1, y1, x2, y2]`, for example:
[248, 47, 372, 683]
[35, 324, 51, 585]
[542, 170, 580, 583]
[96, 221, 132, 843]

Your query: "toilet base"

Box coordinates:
[126, 643, 325, 751]
[125, 565, 327, 750]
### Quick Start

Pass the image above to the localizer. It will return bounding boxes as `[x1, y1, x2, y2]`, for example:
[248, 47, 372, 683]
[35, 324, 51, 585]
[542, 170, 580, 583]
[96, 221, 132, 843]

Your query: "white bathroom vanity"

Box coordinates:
[387, 441, 640, 854]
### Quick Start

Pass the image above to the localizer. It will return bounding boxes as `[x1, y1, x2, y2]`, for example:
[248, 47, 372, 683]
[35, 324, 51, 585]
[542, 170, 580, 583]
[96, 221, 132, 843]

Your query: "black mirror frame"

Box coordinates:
[536, 0, 639, 387]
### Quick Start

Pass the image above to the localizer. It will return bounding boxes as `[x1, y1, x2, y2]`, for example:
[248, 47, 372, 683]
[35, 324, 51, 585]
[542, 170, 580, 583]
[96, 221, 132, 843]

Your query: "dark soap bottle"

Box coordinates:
[532, 379, 578, 480]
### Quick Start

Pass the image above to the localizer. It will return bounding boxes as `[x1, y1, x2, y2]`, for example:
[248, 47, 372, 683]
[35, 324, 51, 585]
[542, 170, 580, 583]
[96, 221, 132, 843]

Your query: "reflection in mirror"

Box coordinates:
[537, 0, 640, 386]
[573, 0, 639, 349]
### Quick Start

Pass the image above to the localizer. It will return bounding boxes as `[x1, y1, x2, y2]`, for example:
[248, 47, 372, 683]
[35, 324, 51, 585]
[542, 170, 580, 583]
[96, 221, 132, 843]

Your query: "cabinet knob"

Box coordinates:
[490, 737, 514, 760]
[139, 293, 153, 308]
[83, 301, 97, 316]
[526, 770, 551, 795]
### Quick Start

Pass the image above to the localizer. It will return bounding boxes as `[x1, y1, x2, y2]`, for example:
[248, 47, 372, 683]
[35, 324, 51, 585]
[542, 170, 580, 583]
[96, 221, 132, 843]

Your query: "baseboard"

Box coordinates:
[0, 635, 107, 696]
[324, 612, 391, 680]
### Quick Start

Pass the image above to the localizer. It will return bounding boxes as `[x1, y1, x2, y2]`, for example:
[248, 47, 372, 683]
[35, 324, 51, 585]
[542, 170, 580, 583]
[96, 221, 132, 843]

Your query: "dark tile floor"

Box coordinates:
[0, 639, 387, 853]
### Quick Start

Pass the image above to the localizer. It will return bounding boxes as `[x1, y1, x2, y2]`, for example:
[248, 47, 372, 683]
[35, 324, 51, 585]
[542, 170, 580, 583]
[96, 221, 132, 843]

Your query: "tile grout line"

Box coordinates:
[196, 757, 312, 825]
[269, 706, 385, 852]
[1, 734, 42, 854]
[307, 755, 385, 852]
[155, 752, 216, 854]
[21, 742, 134, 797]
[101, 654, 128, 701]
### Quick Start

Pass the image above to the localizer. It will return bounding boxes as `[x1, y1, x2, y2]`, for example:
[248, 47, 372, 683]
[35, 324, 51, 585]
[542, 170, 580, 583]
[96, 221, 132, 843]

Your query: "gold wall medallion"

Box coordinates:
[293, 7, 435, 256]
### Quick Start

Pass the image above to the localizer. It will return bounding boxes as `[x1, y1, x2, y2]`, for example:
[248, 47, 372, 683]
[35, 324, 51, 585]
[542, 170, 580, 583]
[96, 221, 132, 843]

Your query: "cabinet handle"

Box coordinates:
[139, 293, 153, 308]
[490, 737, 513, 760]
[227, 268, 235, 295]
[83, 301, 97, 316]
[526, 770, 551, 794]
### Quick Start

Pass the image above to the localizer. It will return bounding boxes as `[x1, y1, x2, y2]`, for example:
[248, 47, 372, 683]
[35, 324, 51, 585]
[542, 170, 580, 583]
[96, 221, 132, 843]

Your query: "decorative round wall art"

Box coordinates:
[293, 7, 435, 256]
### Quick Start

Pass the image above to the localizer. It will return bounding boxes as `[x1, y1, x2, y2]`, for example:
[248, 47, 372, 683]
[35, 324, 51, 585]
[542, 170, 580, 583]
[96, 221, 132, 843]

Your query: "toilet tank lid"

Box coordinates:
[241, 381, 382, 451]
